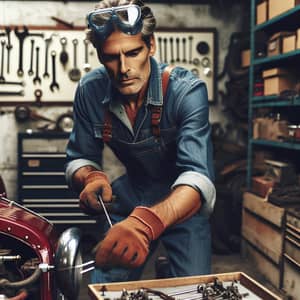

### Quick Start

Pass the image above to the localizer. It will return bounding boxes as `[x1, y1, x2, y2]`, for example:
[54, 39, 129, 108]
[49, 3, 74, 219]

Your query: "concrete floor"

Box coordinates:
[77, 247, 286, 300]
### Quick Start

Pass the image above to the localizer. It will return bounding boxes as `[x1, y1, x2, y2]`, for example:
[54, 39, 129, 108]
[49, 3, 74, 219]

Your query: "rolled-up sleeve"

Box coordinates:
[65, 83, 104, 188]
[171, 77, 216, 216]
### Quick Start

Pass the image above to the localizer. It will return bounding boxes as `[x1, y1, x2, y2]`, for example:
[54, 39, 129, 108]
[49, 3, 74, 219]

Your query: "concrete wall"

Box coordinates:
[0, 1, 244, 200]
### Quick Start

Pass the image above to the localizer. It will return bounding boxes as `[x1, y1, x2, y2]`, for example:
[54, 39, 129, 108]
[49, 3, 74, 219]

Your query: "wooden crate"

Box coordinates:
[88, 272, 282, 300]
[241, 192, 285, 288]
[282, 208, 300, 298]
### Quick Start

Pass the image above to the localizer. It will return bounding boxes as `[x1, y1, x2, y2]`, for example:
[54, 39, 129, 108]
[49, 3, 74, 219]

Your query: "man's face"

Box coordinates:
[98, 31, 155, 96]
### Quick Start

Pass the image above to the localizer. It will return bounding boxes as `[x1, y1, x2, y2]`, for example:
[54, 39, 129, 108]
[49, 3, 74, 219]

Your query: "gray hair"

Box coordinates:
[86, 0, 156, 48]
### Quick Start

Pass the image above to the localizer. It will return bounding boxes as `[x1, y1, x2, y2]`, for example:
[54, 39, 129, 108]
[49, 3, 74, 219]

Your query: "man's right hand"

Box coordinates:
[79, 171, 112, 214]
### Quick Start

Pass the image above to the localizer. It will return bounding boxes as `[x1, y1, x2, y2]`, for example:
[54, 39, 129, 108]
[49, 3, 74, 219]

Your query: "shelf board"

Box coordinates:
[252, 96, 300, 107]
[251, 139, 300, 150]
[255, 6, 300, 33]
[253, 49, 300, 66]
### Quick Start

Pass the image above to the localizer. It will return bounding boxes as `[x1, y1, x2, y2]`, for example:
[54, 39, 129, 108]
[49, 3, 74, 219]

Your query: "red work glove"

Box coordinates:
[79, 171, 112, 215]
[95, 206, 166, 268]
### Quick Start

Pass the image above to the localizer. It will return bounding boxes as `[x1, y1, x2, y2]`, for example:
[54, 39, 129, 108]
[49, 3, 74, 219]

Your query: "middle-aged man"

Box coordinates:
[65, 0, 216, 283]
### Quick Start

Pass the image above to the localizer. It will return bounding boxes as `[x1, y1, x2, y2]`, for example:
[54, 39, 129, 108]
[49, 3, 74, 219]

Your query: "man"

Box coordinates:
[65, 0, 216, 283]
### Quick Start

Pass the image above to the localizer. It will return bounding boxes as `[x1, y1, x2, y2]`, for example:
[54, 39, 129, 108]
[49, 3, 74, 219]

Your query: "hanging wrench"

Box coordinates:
[14, 26, 29, 77]
[28, 39, 35, 76]
[0, 90, 24, 96]
[43, 37, 52, 78]
[50, 50, 59, 92]
[5, 27, 12, 74]
[33, 47, 41, 85]
[0, 40, 5, 82]
[0, 80, 25, 86]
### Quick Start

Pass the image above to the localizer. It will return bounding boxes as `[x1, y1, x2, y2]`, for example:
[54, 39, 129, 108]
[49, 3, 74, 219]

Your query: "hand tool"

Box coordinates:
[28, 39, 35, 76]
[50, 51, 59, 91]
[97, 194, 113, 228]
[176, 37, 180, 62]
[43, 37, 52, 78]
[163, 38, 168, 63]
[0, 80, 25, 86]
[170, 37, 175, 63]
[158, 37, 162, 62]
[182, 37, 187, 63]
[68, 39, 81, 81]
[83, 39, 91, 72]
[188, 36, 193, 64]
[14, 26, 29, 77]
[0, 90, 24, 96]
[33, 47, 41, 85]
[0, 40, 5, 82]
[4, 27, 12, 74]
[51, 16, 74, 28]
[59, 37, 69, 69]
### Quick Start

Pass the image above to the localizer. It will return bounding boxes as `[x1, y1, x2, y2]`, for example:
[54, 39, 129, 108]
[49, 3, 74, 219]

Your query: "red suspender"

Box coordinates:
[102, 65, 175, 142]
[102, 110, 112, 143]
[151, 65, 175, 138]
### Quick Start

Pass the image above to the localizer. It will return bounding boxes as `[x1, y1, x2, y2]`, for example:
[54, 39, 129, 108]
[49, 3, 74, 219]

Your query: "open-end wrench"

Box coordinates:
[0, 90, 24, 96]
[170, 37, 175, 63]
[5, 27, 12, 74]
[176, 37, 180, 62]
[0, 40, 5, 82]
[0, 80, 25, 86]
[33, 47, 41, 85]
[83, 39, 91, 72]
[50, 50, 59, 92]
[14, 26, 29, 77]
[188, 36, 193, 64]
[43, 37, 52, 78]
[59, 37, 69, 69]
[158, 37, 162, 62]
[182, 37, 187, 63]
[163, 38, 168, 63]
[28, 39, 35, 76]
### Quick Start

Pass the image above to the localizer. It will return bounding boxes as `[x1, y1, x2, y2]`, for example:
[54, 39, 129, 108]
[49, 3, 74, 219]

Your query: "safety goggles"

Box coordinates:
[87, 4, 142, 42]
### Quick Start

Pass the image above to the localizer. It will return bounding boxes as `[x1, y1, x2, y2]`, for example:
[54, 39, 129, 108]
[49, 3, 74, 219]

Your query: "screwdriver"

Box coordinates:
[97, 194, 113, 228]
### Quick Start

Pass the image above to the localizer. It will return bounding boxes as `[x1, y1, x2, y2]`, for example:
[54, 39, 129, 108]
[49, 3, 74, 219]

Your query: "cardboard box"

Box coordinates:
[269, 0, 300, 19]
[297, 28, 300, 49]
[283, 33, 296, 53]
[262, 68, 295, 96]
[251, 176, 275, 197]
[268, 31, 292, 56]
[256, 1, 268, 24]
[241, 49, 251, 67]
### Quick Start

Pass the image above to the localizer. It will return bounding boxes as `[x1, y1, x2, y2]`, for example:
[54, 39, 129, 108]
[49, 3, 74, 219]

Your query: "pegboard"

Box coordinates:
[155, 28, 217, 102]
[0, 26, 100, 105]
[0, 26, 217, 105]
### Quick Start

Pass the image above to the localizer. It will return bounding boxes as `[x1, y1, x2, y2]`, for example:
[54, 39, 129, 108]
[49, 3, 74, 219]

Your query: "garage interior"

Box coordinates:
[0, 0, 299, 299]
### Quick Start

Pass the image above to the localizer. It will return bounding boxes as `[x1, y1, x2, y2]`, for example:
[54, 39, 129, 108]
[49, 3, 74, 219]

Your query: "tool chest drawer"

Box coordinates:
[20, 155, 67, 171]
[18, 132, 96, 224]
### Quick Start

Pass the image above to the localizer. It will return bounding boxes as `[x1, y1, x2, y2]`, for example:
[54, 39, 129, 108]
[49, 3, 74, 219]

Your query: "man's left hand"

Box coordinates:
[95, 206, 166, 268]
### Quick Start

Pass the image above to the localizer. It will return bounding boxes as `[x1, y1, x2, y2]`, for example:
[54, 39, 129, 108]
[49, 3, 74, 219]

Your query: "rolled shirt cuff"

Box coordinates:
[65, 158, 102, 188]
[171, 170, 216, 216]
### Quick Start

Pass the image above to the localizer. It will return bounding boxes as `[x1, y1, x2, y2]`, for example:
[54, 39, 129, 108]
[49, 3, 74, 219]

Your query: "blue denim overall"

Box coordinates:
[65, 57, 215, 283]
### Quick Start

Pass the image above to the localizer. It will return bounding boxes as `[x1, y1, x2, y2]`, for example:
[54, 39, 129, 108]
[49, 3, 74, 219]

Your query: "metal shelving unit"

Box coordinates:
[247, 2, 300, 187]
